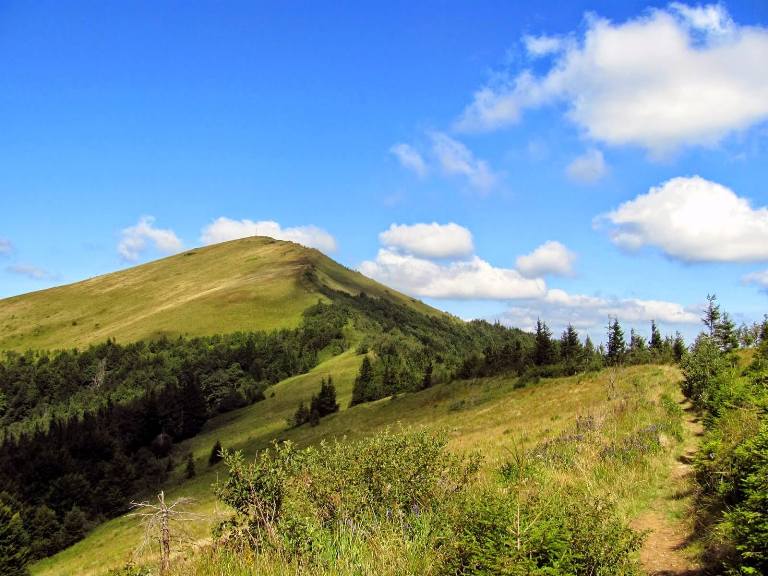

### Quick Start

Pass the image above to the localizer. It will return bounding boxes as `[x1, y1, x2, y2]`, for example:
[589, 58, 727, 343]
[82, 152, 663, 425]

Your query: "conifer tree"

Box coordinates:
[208, 440, 223, 466]
[309, 407, 320, 427]
[293, 400, 310, 427]
[185, 454, 196, 479]
[702, 294, 721, 336]
[316, 377, 339, 416]
[533, 319, 555, 366]
[0, 503, 30, 576]
[350, 356, 375, 406]
[672, 332, 687, 362]
[606, 318, 626, 365]
[650, 320, 663, 352]
[560, 324, 582, 362]
[715, 311, 738, 353]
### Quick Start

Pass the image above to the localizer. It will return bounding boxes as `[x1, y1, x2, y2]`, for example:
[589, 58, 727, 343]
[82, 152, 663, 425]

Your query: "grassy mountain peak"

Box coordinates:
[0, 236, 437, 351]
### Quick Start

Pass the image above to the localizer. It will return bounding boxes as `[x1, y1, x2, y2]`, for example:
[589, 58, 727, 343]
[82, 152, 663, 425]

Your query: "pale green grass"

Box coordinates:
[32, 363, 682, 576]
[0, 236, 440, 351]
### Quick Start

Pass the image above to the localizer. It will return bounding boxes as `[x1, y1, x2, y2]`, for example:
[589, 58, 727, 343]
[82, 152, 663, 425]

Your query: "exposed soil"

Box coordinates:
[633, 402, 704, 576]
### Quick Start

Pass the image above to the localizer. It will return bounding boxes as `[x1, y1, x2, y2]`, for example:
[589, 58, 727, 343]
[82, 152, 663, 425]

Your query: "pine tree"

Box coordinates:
[672, 332, 686, 362]
[560, 324, 582, 362]
[0, 503, 30, 576]
[309, 407, 320, 427]
[185, 454, 196, 479]
[533, 319, 555, 366]
[702, 294, 721, 337]
[650, 320, 663, 352]
[606, 318, 626, 365]
[293, 401, 310, 427]
[208, 440, 223, 466]
[350, 356, 375, 406]
[316, 377, 340, 416]
[714, 311, 738, 353]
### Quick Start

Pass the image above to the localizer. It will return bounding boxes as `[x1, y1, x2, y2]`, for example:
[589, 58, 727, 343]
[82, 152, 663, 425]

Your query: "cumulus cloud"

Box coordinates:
[0, 238, 12, 255]
[743, 269, 768, 289]
[200, 217, 337, 253]
[598, 176, 768, 262]
[456, 3, 768, 154]
[6, 264, 56, 281]
[499, 289, 700, 334]
[360, 249, 546, 300]
[516, 241, 576, 278]
[118, 216, 183, 262]
[390, 143, 427, 177]
[379, 222, 474, 259]
[523, 34, 565, 57]
[430, 132, 498, 190]
[566, 149, 607, 184]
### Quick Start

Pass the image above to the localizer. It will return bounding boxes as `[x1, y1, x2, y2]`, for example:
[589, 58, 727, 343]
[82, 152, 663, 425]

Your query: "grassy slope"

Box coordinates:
[0, 236, 439, 351]
[32, 360, 684, 576]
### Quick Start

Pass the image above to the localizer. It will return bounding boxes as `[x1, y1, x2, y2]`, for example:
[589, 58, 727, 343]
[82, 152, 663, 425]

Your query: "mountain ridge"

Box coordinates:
[0, 236, 440, 351]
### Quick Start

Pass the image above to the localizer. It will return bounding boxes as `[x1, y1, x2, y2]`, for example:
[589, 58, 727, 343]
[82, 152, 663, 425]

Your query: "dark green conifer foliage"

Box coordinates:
[673, 332, 687, 362]
[606, 318, 626, 365]
[309, 407, 320, 427]
[650, 320, 663, 352]
[350, 356, 375, 406]
[702, 294, 721, 336]
[533, 319, 555, 366]
[315, 377, 339, 416]
[60, 506, 87, 548]
[185, 454, 196, 479]
[209, 440, 223, 466]
[0, 503, 30, 576]
[293, 401, 310, 427]
[715, 311, 738, 353]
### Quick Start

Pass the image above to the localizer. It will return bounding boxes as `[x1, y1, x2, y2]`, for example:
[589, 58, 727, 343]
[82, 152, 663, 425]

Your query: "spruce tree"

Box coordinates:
[650, 320, 663, 352]
[715, 311, 738, 353]
[702, 294, 721, 336]
[606, 318, 626, 365]
[208, 440, 223, 466]
[316, 377, 339, 416]
[533, 319, 555, 366]
[560, 324, 582, 362]
[0, 503, 30, 576]
[293, 400, 309, 427]
[185, 454, 196, 479]
[672, 332, 687, 362]
[350, 356, 375, 406]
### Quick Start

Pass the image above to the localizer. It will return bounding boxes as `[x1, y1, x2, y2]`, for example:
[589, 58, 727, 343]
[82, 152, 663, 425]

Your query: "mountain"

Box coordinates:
[0, 236, 439, 351]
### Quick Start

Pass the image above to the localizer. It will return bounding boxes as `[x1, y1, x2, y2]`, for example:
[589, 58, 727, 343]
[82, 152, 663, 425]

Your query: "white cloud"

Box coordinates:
[200, 217, 337, 253]
[743, 269, 768, 289]
[523, 34, 564, 57]
[360, 249, 546, 300]
[118, 216, 183, 262]
[430, 132, 498, 190]
[390, 143, 427, 177]
[598, 176, 768, 262]
[6, 264, 55, 281]
[566, 149, 607, 184]
[516, 241, 576, 278]
[499, 289, 700, 335]
[0, 238, 12, 255]
[456, 4, 768, 154]
[379, 222, 474, 259]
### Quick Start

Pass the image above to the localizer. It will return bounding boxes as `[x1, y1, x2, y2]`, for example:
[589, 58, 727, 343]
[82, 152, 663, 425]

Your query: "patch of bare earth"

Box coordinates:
[632, 402, 704, 576]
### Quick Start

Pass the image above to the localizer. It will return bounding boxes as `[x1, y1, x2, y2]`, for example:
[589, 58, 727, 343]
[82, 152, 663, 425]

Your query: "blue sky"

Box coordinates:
[2, 0, 768, 342]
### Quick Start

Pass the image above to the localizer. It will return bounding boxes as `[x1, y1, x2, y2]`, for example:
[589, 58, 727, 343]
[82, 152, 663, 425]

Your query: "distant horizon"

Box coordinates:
[2, 0, 768, 345]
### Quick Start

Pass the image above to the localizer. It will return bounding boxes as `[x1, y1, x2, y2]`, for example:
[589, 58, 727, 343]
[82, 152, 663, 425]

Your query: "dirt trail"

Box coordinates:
[633, 401, 704, 576]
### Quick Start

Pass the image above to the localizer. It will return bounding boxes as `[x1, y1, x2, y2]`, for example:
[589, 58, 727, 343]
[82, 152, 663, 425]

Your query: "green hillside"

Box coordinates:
[0, 236, 438, 351]
[31, 359, 689, 576]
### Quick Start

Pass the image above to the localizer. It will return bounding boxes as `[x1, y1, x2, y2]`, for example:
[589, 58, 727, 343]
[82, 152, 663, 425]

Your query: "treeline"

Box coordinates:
[0, 301, 349, 563]
[681, 296, 768, 574]
[0, 301, 348, 434]
[350, 317, 686, 407]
